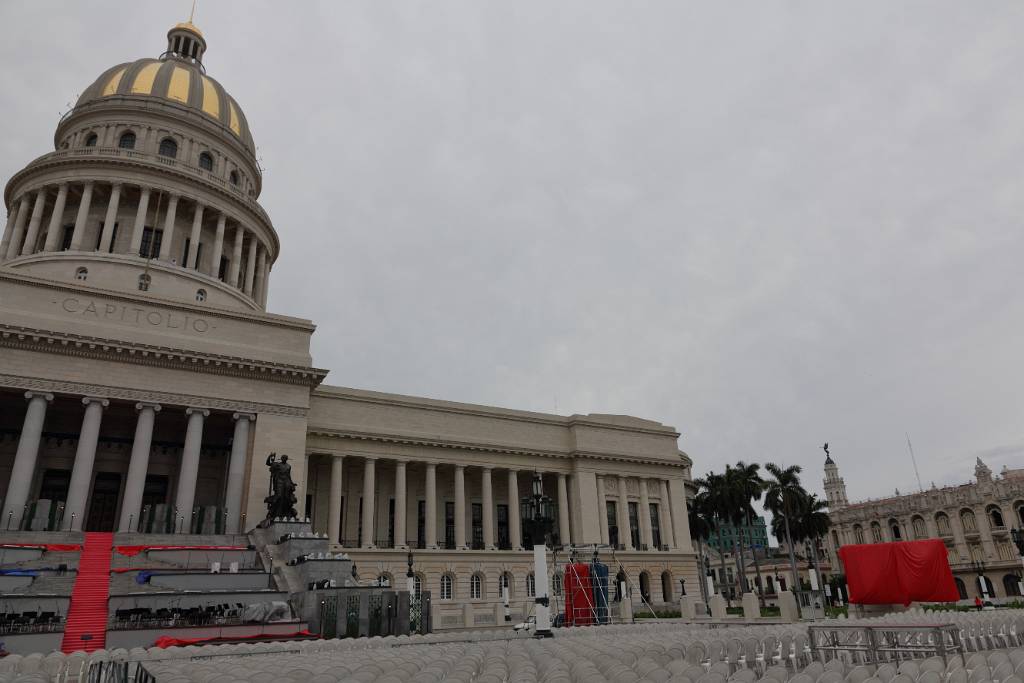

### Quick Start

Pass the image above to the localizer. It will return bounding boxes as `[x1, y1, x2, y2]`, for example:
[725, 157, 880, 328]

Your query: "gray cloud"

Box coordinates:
[2, 1, 1023, 511]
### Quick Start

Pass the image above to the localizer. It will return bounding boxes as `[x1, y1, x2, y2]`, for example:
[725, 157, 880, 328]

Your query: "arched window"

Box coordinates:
[911, 516, 926, 539]
[376, 573, 392, 587]
[118, 131, 136, 149]
[439, 573, 453, 600]
[1003, 574, 1021, 597]
[889, 519, 902, 541]
[853, 524, 864, 544]
[870, 522, 882, 543]
[198, 152, 214, 171]
[960, 509, 977, 533]
[661, 571, 673, 603]
[411, 573, 422, 600]
[978, 575, 995, 598]
[551, 572, 563, 597]
[84, 133, 98, 147]
[947, 548, 959, 566]
[137, 273, 151, 291]
[158, 137, 178, 158]
[470, 573, 483, 600]
[970, 545, 984, 564]
[954, 578, 967, 600]
[988, 506, 1005, 528]
[499, 571, 512, 598]
[1017, 503, 1024, 526]
[74, 267, 88, 281]
[229, 170, 240, 186]
[195, 289, 207, 302]
[935, 513, 951, 535]
[526, 573, 535, 598]
[639, 571, 651, 604]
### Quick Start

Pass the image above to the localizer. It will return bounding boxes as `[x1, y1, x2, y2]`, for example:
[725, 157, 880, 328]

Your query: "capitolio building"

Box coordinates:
[0, 20, 696, 624]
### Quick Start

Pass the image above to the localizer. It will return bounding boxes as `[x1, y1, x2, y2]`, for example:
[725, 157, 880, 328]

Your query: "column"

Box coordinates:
[361, 457, 376, 548]
[454, 464, 467, 549]
[173, 408, 207, 533]
[597, 476, 610, 544]
[260, 259, 271, 306]
[42, 184, 69, 252]
[638, 478, 653, 550]
[4, 196, 31, 259]
[667, 478, 693, 552]
[482, 466, 495, 550]
[128, 186, 151, 255]
[158, 194, 179, 260]
[254, 247, 267, 302]
[507, 469, 522, 550]
[425, 463, 438, 548]
[229, 226, 244, 287]
[556, 473, 571, 546]
[69, 182, 94, 251]
[394, 460, 407, 548]
[118, 402, 161, 532]
[210, 213, 226, 278]
[1, 392, 53, 530]
[97, 183, 122, 253]
[20, 189, 47, 256]
[244, 236, 258, 295]
[617, 475, 633, 550]
[0, 200, 21, 257]
[186, 202, 204, 269]
[659, 479, 675, 548]
[327, 455, 345, 543]
[224, 413, 253, 533]
[64, 397, 108, 531]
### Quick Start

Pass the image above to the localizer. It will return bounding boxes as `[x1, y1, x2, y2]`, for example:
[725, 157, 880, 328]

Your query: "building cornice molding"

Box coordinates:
[0, 372, 307, 417]
[0, 322, 328, 388]
[305, 425, 689, 469]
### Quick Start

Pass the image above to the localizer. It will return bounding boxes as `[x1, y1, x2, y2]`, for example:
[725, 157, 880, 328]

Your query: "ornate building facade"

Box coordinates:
[823, 455, 1024, 602]
[0, 21, 697, 623]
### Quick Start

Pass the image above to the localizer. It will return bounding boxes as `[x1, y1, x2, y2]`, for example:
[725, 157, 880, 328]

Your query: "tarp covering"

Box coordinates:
[0, 543, 81, 552]
[563, 563, 593, 626]
[0, 569, 39, 576]
[838, 539, 959, 605]
[590, 561, 610, 625]
[115, 545, 248, 556]
[153, 629, 312, 648]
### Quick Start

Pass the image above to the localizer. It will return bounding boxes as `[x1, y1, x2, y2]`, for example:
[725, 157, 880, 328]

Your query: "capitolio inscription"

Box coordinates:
[56, 297, 213, 334]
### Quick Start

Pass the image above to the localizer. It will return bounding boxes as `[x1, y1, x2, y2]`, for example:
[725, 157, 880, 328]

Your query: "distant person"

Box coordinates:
[975, 596, 983, 611]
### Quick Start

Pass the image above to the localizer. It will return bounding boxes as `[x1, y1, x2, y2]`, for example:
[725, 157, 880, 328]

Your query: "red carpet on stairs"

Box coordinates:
[61, 532, 114, 653]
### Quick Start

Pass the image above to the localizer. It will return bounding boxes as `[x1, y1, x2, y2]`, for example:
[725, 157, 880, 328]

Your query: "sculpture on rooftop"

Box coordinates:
[265, 452, 298, 519]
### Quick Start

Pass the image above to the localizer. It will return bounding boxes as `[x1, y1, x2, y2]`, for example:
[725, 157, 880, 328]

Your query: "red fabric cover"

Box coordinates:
[115, 545, 248, 557]
[563, 563, 593, 626]
[153, 630, 313, 648]
[0, 543, 81, 552]
[839, 539, 959, 605]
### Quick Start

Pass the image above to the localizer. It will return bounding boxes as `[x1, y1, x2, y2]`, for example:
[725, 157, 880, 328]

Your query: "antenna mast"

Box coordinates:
[905, 433, 923, 492]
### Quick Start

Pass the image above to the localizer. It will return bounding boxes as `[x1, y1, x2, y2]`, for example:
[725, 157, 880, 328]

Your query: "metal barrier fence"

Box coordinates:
[808, 623, 966, 667]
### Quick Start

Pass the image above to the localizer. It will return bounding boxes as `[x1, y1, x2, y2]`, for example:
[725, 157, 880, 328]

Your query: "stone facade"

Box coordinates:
[0, 21, 698, 621]
[823, 455, 1024, 602]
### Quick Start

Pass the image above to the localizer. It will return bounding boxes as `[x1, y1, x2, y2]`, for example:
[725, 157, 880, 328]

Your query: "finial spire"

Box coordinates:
[190, 0, 197, 23]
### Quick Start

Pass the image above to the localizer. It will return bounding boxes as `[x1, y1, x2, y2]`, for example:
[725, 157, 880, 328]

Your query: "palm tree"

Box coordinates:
[764, 463, 805, 595]
[728, 461, 766, 602]
[695, 470, 731, 603]
[688, 496, 714, 607]
[796, 493, 831, 595]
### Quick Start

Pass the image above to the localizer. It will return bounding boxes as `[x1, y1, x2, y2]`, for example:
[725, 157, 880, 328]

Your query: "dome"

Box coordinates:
[73, 24, 254, 154]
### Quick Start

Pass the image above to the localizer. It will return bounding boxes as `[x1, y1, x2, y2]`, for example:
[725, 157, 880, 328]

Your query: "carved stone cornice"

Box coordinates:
[0, 322, 328, 387]
[0, 372, 307, 417]
[305, 425, 689, 469]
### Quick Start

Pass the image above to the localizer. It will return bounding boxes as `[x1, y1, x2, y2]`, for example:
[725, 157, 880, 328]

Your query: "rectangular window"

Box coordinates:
[628, 501, 641, 549]
[606, 501, 619, 548]
[337, 495, 345, 543]
[357, 497, 363, 547]
[60, 224, 74, 251]
[444, 501, 455, 550]
[417, 500, 425, 549]
[387, 498, 395, 548]
[219, 256, 229, 281]
[497, 504, 510, 550]
[94, 222, 117, 251]
[471, 503, 483, 550]
[649, 503, 661, 549]
[139, 227, 163, 258]
[38, 469, 71, 506]
[182, 238, 202, 266]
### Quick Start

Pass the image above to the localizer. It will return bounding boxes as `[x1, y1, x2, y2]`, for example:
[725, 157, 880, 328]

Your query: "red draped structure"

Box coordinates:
[838, 539, 959, 605]
[563, 563, 593, 626]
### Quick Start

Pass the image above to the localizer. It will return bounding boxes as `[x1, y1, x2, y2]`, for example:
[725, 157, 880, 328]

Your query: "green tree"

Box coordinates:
[727, 460, 766, 602]
[694, 470, 732, 604]
[688, 495, 714, 606]
[764, 462, 805, 595]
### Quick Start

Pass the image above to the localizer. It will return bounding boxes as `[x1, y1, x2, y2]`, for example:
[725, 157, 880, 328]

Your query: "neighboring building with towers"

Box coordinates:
[823, 452, 1024, 603]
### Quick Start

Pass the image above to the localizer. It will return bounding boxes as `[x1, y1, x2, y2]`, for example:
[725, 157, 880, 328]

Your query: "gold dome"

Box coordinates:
[173, 21, 203, 38]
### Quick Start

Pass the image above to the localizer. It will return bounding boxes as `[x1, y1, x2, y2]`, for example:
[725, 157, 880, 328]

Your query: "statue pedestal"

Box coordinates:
[709, 594, 727, 619]
[742, 592, 760, 620]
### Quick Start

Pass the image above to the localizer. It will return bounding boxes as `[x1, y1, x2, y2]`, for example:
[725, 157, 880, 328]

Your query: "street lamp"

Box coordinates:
[406, 551, 416, 598]
[520, 471, 555, 638]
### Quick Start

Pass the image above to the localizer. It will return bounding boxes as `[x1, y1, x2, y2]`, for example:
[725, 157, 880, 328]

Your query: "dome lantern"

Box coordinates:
[166, 21, 207, 66]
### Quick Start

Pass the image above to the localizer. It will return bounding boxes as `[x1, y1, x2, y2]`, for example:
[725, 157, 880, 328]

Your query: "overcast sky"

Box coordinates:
[2, 1, 1023, 508]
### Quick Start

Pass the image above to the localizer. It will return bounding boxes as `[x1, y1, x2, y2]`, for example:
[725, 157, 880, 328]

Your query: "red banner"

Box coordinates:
[839, 539, 959, 605]
[153, 630, 313, 648]
[115, 545, 249, 557]
[0, 543, 82, 552]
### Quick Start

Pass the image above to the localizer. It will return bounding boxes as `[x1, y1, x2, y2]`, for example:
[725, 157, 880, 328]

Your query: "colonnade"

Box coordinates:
[322, 454, 681, 553]
[0, 181, 271, 305]
[0, 390, 253, 533]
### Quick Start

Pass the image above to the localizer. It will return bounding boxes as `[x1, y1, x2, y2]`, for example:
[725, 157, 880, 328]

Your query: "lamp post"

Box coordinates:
[406, 551, 416, 597]
[520, 471, 555, 638]
[971, 558, 988, 600]
[1011, 528, 1024, 597]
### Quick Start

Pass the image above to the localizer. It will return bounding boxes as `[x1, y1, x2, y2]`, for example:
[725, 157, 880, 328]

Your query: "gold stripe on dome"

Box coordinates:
[167, 66, 191, 103]
[228, 101, 241, 136]
[131, 62, 161, 95]
[201, 76, 220, 118]
[102, 68, 126, 97]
